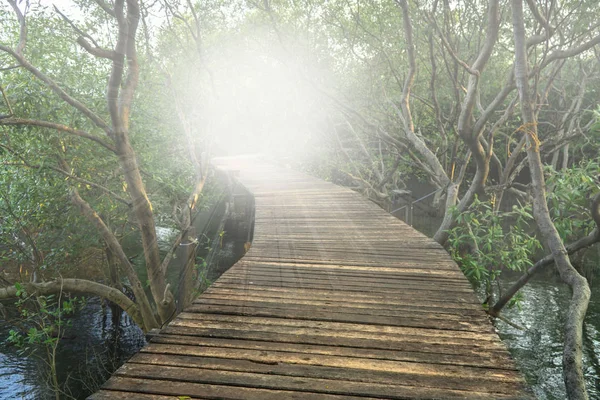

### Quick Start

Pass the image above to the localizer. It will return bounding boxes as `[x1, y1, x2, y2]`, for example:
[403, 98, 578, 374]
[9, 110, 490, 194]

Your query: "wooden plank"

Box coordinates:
[202, 284, 482, 307]
[114, 362, 522, 398]
[185, 304, 491, 332]
[192, 296, 490, 318]
[216, 270, 475, 291]
[147, 334, 516, 369]
[159, 325, 513, 359]
[89, 390, 176, 399]
[173, 312, 503, 341]
[133, 343, 523, 384]
[100, 376, 380, 400]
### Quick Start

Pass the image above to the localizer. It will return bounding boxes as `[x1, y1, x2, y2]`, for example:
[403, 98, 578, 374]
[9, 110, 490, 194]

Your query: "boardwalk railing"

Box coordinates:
[90, 157, 531, 400]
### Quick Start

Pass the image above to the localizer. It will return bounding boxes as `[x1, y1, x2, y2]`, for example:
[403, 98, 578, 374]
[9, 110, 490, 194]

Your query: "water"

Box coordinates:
[0, 297, 145, 400]
[0, 353, 37, 399]
[496, 270, 600, 399]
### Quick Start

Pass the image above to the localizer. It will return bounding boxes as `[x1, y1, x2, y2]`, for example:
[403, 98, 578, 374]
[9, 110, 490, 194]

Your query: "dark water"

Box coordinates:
[496, 270, 600, 399]
[0, 297, 146, 399]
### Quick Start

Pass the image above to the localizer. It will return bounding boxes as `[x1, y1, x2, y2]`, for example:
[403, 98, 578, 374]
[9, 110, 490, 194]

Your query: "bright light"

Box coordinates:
[209, 50, 326, 159]
[171, 34, 330, 163]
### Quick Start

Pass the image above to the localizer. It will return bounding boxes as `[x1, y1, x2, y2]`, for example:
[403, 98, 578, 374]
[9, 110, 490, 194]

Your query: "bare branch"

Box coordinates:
[0, 65, 21, 72]
[54, 5, 101, 48]
[525, 0, 553, 34]
[0, 46, 112, 135]
[0, 118, 116, 153]
[93, 0, 117, 17]
[7, 0, 27, 56]
[162, 1, 197, 41]
[541, 34, 600, 69]
[0, 85, 14, 118]
[76, 37, 117, 59]
[0, 278, 143, 328]
[429, 14, 479, 76]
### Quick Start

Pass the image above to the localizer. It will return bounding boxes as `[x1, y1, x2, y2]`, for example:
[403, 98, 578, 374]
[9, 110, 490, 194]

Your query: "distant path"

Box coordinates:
[91, 156, 531, 399]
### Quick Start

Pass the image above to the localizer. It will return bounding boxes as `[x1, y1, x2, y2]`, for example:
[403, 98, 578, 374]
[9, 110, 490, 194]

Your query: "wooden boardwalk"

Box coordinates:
[91, 157, 530, 399]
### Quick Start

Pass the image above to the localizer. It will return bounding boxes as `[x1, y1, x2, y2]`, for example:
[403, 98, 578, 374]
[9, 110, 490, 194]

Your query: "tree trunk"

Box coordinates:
[114, 138, 175, 323]
[551, 150, 560, 170]
[106, 0, 176, 324]
[562, 144, 570, 170]
[68, 187, 159, 331]
[512, 2, 591, 398]
[105, 246, 123, 327]
[177, 225, 198, 312]
[433, 182, 459, 244]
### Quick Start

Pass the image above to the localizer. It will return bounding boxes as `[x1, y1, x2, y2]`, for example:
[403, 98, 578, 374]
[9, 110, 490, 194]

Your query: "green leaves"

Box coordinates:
[7, 294, 82, 353]
[14, 282, 24, 297]
[545, 160, 599, 242]
[448, 196, 541, 303]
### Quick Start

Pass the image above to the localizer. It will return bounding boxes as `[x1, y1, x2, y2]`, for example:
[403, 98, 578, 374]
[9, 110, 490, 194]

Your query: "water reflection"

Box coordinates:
[0, 353, 38, 399]
[0, 297, 145, 399]
[496, 271, 600, 399]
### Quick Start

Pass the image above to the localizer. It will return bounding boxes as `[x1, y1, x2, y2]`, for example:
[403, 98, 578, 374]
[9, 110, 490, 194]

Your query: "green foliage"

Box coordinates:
[7, 290, 83, 352]
[6, 287, 84, 399]
[546, 160, 600, 243]
[0, 164, 95, 276]
[448, 197, 542, 302]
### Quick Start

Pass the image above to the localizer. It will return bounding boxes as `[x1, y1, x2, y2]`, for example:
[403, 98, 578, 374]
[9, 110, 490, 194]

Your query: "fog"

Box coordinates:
[206, 49, 329, 159]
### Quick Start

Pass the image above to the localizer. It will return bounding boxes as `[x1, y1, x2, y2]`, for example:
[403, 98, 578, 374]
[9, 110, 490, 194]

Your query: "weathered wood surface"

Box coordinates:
[91, 157, 531, 399]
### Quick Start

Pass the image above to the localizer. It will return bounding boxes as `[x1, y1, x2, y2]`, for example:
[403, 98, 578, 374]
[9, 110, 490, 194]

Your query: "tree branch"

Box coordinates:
[492, 189, 600, 316]
[0, 46, 112, 135]
[0, 118, 116, 153]
[120, 0, 141, 119]
[76, 37, 117, 60]
[7, 0, 27, 56]
[66, 183, 159, 331]
[525, 0, 554, 35]
[541, 34, 600, 70]
[429, 13, 479, 76]
[2, 156, 131, 206]
[0, 278, 143, 328]
[392, 0, 449, 189]
[0, 84, 14, 118]
[93, 0, 116, 17]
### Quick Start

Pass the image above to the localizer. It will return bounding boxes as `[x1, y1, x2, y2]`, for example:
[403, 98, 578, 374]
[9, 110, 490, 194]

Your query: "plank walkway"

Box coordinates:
[91, 157, 531, 399]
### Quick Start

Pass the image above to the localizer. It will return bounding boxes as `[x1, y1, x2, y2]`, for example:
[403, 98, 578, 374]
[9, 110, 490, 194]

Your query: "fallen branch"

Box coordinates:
[0, 278, 143, 327]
